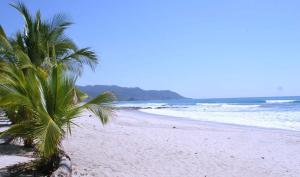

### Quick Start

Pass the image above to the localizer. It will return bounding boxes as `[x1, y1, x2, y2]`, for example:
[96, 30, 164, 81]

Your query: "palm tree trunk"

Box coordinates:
[50, 152, 72, 177]
[24, 138, 34, 147]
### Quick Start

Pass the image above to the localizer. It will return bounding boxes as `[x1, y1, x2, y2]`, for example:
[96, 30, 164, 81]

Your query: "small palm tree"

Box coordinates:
[0, 55, 115, 159]
[0, 2, 109, 147]
[0, 3, 115, 165]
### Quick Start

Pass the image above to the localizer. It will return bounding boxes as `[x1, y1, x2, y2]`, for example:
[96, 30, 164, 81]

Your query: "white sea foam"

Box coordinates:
[117, 98, 300, 131]
[221, 104, 260, 108]
[116, 103, 167, 109]
[196, 103, 222, 106]
[265, 100, 296, 104]
[140, 107, 300, 131]
[195, 103, 261, 111]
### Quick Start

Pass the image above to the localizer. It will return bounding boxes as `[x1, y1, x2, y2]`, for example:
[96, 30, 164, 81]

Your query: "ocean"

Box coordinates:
[116, 96, 300, 131]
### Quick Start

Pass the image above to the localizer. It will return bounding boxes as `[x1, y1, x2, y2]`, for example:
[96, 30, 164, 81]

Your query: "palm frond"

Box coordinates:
[34, 110, 62, 157]
[83, 92, 116, 124]
[0, 120, 36, 138]
[10, 2, 33, 32]
[0, 26, 13, 52]
[59, 47, 98, 71]
[49, 14, 72, 32]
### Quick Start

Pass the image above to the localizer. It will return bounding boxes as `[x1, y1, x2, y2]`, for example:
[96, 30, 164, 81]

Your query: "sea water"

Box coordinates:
[116, 96, 300, 131]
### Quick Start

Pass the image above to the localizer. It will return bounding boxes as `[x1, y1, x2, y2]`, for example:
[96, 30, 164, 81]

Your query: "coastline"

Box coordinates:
[63, 109, 300, 177]
[135, 109, 300, 134]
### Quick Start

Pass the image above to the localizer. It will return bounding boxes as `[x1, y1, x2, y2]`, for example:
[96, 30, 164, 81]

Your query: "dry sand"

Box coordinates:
[0, 144, 34, 169]
[63, 110, 300, 177]
[0, 120, 35, 169]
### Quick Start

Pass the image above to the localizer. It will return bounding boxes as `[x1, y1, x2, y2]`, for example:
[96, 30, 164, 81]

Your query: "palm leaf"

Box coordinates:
[83, 92, 116, 124]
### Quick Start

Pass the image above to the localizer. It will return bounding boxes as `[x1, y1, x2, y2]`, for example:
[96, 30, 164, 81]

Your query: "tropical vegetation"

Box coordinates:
[0, 1, 115, 168]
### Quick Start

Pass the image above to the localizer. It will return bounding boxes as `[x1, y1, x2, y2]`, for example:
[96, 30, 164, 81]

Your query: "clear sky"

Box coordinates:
[1, 0, 300, 98]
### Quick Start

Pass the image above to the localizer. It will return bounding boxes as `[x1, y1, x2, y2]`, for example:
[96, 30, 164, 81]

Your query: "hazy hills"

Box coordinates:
[77, 85, 186, 101]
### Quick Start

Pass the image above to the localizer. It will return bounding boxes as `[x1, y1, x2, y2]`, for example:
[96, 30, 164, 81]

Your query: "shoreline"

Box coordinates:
[133, 109, 300, 134]
[63, 109, 300, 177]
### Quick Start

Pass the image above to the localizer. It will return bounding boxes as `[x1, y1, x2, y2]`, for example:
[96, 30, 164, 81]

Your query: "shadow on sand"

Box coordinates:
[0, 144, 40, 177]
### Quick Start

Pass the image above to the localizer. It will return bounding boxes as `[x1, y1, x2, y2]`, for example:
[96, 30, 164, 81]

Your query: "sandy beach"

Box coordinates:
[63, 110, 300, 177]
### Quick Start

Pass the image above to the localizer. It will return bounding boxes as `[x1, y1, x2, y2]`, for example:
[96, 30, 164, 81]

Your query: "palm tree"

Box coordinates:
[0, 53, 115, 159]
[0, 2, 116, 159]
[1, 2, 97, 75]
[0, 2, 103, 137]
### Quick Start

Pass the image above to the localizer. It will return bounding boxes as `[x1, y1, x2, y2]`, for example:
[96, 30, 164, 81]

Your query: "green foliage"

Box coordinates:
[0, 58, 115, 158]
[3, 2, 98, 75]
[0, 2, 116, 159]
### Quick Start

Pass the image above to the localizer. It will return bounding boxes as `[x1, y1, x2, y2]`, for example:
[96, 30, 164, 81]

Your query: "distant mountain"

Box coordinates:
[77, 85, 186, 101]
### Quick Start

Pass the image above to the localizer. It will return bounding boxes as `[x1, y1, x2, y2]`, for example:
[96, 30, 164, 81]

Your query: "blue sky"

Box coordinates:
[1, 0, 300, 98]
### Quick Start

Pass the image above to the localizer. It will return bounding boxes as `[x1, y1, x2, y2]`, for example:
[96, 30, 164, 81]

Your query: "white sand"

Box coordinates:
[63, 110, 300, 177]
[0, 143, 34, 169]
[0, 122, 35, 169]
[0, 155, 34, 169]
